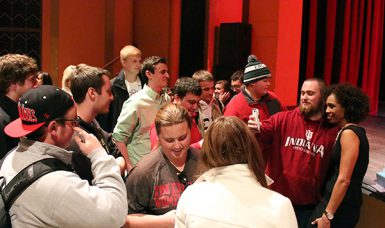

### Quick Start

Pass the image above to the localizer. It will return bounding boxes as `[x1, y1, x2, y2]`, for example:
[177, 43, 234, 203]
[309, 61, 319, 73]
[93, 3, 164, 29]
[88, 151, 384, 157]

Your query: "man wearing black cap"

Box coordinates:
[224, 55, 286, 124]
[0, 85, 127, 227]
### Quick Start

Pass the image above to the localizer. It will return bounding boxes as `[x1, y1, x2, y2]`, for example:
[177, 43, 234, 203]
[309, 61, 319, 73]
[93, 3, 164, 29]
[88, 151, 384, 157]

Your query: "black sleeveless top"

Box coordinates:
[324, 125, 369, 206]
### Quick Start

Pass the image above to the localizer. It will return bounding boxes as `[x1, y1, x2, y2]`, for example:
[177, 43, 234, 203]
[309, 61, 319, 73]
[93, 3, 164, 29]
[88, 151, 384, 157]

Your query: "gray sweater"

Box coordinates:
[0, 138, 127, 228]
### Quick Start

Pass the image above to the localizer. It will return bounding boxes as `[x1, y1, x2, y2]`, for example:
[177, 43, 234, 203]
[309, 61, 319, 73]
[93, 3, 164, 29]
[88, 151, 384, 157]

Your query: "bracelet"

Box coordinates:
[323, 210, 334, 220]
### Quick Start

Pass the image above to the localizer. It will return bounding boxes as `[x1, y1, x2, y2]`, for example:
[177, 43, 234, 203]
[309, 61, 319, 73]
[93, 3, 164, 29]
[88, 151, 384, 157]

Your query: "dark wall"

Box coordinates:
[179, 0, 205, 77]
[213, 23, 251, 81]
[0, 0, 41, 67]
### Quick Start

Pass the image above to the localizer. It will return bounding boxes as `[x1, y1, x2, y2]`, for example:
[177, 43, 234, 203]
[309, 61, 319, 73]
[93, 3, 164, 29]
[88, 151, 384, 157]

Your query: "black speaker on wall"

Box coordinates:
[213, 23, 251, 81]
[179, 0, 205, 77]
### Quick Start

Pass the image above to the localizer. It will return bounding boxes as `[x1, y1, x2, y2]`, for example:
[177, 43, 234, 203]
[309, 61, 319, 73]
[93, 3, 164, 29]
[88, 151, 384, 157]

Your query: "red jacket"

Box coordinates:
[224, 89, 286, 124]
[259, 107, 340, 205]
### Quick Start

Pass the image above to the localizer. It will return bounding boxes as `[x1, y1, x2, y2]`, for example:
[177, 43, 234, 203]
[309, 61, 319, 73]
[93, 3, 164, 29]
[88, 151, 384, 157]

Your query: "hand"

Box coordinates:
[247, 114, 261, 133]
[219, 91, 231, 103]
[161, 209, 176, 228]
[73, 127, 103, 156]
[311, 214, 330, 228]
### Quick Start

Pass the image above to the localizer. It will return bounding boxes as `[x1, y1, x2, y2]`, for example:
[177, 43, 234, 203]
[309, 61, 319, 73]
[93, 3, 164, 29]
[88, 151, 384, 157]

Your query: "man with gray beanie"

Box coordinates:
[224, 55, 285, 124]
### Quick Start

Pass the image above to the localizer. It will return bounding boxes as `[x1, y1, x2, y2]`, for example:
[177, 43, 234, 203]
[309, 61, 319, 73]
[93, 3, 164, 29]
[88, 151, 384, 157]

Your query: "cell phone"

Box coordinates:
[252, 108, 260, 131]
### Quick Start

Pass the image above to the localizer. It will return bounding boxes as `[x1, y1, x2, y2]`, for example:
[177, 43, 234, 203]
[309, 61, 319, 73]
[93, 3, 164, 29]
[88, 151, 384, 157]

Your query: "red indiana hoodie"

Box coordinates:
[258, 107, 340, 205]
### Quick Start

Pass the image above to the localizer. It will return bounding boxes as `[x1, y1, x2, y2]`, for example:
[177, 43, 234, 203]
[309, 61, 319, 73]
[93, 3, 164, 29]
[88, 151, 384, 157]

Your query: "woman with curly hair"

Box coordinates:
[309, 84, 369, 228]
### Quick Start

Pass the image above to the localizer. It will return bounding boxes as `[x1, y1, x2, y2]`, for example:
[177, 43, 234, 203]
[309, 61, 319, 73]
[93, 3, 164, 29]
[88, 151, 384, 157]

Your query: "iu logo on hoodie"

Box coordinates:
[284, 129, 325, 157]
[305, 130, 313, 141]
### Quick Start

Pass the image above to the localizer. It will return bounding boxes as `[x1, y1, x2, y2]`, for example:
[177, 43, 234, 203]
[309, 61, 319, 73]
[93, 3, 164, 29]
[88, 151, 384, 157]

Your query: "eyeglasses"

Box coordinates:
[230, 85, 242, 89]
[55, 116, 80, 127]
[177, 171, 189, 189]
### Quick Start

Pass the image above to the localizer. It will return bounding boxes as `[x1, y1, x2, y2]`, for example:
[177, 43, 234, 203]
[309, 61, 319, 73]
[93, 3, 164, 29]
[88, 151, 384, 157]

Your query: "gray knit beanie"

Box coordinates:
[243, 55, 271, 84]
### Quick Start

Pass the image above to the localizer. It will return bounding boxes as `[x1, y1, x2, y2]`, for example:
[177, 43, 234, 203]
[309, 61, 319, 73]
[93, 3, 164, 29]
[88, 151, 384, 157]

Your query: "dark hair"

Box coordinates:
[173, 77, 202, 99]
[38, 71, 53, 85]
[70, 64, 110, 103]
[215, 80, 231, 93]
[201, 116, 267, 187]
[324, 84, 369, 123]
[141, 56, 166, 76]
[155, 103, 191, 135]
[230, 70, 244, 82]
[0, 54, 38, 94]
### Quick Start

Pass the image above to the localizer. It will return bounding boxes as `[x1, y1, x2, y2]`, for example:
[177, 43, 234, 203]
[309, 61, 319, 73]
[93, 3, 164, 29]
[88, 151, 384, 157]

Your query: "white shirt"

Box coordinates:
[125, 77, 142, 97]
[198, 100, 213, 131]
[175, 164, 298, 228]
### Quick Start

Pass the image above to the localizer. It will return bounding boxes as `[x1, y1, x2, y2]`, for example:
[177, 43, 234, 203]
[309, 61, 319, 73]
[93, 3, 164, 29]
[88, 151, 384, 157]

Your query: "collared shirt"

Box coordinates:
[112, 84, 171, 165]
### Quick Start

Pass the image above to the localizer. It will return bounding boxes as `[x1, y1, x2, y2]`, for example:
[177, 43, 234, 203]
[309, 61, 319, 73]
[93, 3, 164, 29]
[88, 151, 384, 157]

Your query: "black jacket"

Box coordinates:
[68, 117, 122, 184]
[0, 94, 19, 158]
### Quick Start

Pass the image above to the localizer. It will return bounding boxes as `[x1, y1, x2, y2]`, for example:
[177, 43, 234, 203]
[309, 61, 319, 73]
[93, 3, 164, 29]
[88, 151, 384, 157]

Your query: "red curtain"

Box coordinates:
[302, 0, 384, 115]
[361, 0, 384, 115]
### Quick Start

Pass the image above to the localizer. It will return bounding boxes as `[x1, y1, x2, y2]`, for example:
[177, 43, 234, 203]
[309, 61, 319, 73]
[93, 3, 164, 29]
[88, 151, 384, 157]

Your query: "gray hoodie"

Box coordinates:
[0, 138, 127, 228]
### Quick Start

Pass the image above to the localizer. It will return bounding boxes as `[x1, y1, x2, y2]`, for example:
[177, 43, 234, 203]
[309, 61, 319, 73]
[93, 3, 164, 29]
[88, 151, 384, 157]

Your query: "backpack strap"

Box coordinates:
[0, 158, 71, 210]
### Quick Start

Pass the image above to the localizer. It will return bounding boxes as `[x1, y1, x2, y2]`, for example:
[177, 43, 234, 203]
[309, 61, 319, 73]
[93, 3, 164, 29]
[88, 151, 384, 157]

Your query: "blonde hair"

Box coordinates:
[120, 45, 142, 61]
[61, 65, 76, 94]
[201, 116, 267, 187]
[192, 70, 214, 82]
[155, 103, 191, 135]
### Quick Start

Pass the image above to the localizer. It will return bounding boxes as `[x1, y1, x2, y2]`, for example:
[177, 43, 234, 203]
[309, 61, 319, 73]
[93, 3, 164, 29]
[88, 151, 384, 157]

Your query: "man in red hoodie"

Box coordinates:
[249, 78, 339, 228]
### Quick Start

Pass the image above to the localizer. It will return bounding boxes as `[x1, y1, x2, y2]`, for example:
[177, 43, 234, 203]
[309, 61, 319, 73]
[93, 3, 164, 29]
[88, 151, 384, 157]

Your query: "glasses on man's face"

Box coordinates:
[55, 116, 80, 127]
[231, 84, 242, 89]
[177, 171, 189, 189]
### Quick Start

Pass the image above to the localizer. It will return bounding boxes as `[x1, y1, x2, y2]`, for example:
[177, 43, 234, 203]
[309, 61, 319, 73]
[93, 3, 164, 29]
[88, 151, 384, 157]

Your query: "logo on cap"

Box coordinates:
[18, 103, 38, 123]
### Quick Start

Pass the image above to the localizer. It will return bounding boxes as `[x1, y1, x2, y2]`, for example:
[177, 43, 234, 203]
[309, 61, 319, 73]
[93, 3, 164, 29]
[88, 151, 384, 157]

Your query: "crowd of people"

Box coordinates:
[0, 46, 370, 228]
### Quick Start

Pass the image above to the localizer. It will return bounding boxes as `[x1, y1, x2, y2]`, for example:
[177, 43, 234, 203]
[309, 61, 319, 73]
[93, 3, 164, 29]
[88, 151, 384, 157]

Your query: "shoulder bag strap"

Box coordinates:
[1, 158, 71, 209]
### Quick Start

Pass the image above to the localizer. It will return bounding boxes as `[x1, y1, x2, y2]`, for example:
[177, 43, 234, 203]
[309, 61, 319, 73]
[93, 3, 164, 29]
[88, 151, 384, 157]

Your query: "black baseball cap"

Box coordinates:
[5, 85, 74, 138]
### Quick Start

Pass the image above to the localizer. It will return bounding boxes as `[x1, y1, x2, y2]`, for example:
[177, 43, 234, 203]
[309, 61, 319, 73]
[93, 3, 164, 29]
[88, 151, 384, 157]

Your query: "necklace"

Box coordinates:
[335, 123, 354, 143]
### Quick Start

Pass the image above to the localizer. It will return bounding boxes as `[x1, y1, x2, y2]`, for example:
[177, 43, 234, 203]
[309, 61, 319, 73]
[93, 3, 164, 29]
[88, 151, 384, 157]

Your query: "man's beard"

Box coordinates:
[299, 102, 322, 118]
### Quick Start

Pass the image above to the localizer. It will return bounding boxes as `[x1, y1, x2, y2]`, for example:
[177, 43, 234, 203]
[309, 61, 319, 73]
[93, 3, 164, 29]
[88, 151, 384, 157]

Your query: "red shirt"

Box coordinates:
[224, 89, 286, 124]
